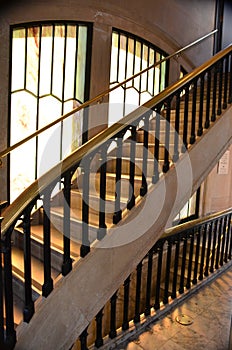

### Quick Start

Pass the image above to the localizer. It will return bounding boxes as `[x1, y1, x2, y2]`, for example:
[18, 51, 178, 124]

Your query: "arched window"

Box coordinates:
[9, 22, 92, 201]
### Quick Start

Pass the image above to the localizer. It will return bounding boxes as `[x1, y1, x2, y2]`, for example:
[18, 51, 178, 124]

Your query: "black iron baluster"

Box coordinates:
[228, 216, 232, 260]
[186, 231, 194, 289]
[219, 216, 227, 266]
[113, 135, 123, 224]
[173, 92, 180, 161]
[197, 75, 204, 136]
[223, 55, 229, 109]
[22, 205, 35, 323]
[145, 250, 153, 316]
[79, 327, 89, 350]
[182, 85, 189, 151]
[3, 227, 17, 348]
[205, 70, 211, 129]
[199, 225, 207, 281]
[81, 158, 91, 258]
[42, 189, 53, 297]
[215, 218, 223, 269]
[210, 220, 218, 272]
[127, 126, 136, 210]
[95, 308, 104, 348]
[98, 145, 107, 240]
[179, 237, 187, 294]
[140, 114, 149, 196]
[134, 261, 142, 323]
[204, 222, 212, 277]
[192, 229, 201, 284]
[0, 219, 5, 347]
[171, 237, 180, 299]
[217, 60, 223, 115]
[122, 276, 130, 330]
[154, 241, 164, 310]
[190, 79, 197, 144]
[152, 106, 161, 184]
[163, 98, 171, 173]
[211, 64, 218, 122]
[62, 172, 73, 276]
[224, 214, 231, 263]
[109, 292, 117, 339]
[163, 240, 172, 304]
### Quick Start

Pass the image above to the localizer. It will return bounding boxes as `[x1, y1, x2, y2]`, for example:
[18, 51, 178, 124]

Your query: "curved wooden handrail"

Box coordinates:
[0, 29, 217, 162]
[1, 43, 232, 238]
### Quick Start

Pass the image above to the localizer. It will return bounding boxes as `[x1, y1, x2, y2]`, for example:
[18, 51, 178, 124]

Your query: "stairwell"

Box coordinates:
[1, 46, 232, 349]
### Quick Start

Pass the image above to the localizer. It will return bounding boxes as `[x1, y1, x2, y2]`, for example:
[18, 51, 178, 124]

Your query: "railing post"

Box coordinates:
[79, 327, 89, 350]
[81, 158, 91, 258]
[210, 220, 218, 272]
[2, 226, 17, 349]
[219, 215, 227, 266]
[223, 55, 229, 109]
[205, 70, 211, 129]
[229, 53, 232, 104]
[211, 64, 218, 122]
[190, 79, 197, 144]
[171, 237, 180, 299]
[215, 217, 223, 269]
[192, 229, 201, 284]
[186, 231, 194, 289]
[95, 308, 104, 348]
[163, 98, 171, 173]
[173, 92, 180, 161]
[163, 240, 172, 304]
[179, 237, 187, 294]
[42, 189, 54, 297]
[182, 85, 189, 152]
[62, 172, 73, 276]
[0, 218, 5, 348]
[22, 205, 35, 323]
[154, 240, 164, 310]
[197, 75, 204, 136]
[140, 114, 149, 196]
[122, 276, 130, 330]
[217, 60, 223, 115]
[113, 135, 123, 224]
[224, 214, 231, 263]
[144, 250, 153, 316]
[204, 222, 212, 277]
[134, 261, 142, 323]
[109, 292, 117, 339]
[199, 225, 207, 280]
[127, 126, 136, 210]
[152, 105, 161, 184]
[97, 145, 107, 240]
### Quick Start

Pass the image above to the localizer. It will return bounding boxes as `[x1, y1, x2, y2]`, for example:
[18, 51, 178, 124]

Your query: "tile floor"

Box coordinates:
[115, 266, 232, 350]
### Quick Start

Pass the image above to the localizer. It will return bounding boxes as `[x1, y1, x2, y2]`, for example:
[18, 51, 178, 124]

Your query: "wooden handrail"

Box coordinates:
[1, 42, 231, 238]
[0, 29, 217, 163]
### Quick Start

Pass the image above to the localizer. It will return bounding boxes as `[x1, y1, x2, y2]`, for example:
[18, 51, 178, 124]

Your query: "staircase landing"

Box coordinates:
[113, 265, 232, 350]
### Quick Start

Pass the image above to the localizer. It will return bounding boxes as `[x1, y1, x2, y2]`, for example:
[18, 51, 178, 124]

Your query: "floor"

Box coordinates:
[115, 266, 232, 350]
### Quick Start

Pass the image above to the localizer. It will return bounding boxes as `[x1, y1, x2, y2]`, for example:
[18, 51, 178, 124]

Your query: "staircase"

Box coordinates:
[0, 45, 232, 350]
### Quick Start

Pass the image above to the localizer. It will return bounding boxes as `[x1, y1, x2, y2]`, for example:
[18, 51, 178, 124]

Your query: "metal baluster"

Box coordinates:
[228, 216, 232, 260]
[219, 216, 227, 266]
[22, 205, 35, 323]
[0, 219, 5, 347]
[42, 189, 53, 297]
[154, 241, 164, 310]
[127, 126, 136, 210]
[224, 214, 231, 263]
[145, 250, 153, 316]
[122, 276, 130, 330]
[205, 70, 211, 129]
[152, 106, 161, 184]
[197, 75, 204, 136]
[215, 218, 223, 269]
[163, 240, 172, 304]
[163, 98, 171, 173]
[113, 135, 123, 224]
[171, 237, 180, 299]
[204, 223, 212, 277]
[62, 173, 73, 276]
[140, 115, 149, 196]
[98, 145, 107, 240]
[190, 79, 197, 144]
[95, 308, 104, 348]
[182, 85, 189, 151]
[179, 237, 187, 293]
[217, 60, 223, 115]
[79, 327, 89, 350]
[199, 225, 207, 280]
[211, 64, 218, 121]
[192, 229, 201, 284]
[173, 92, 180, 161]
[3, 227, 17, 348]
[210, 220, 218, 272]
[81, 158, 91, 258]
[223, 55, 229, 109]
[109, 292, 117, 339]
[134, 261, 142, 323]
[186, 232, 194, 289]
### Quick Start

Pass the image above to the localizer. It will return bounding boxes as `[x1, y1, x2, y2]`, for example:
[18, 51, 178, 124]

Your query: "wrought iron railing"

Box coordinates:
[0, 42, 231, 349]
[78, 208, 232, 349]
